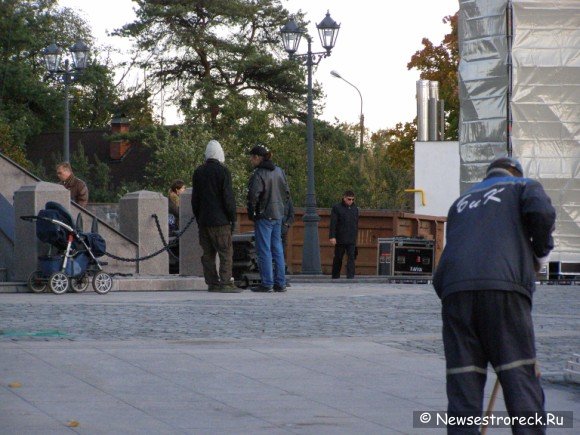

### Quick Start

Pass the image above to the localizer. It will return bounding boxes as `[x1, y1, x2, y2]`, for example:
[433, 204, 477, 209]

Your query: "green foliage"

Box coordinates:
[115, 89, 155, 128]
[0, 0, 91, 145]
[140, 124, 211, 192]
[70, 142, 115, 202]
[0, 116, 31, 167]
[354, 122, 417, 210]
[137, 117, 360, 209]
[0, 0, 152, 168]
[69, 63, 120, 129]
[115, 0, 309, 128]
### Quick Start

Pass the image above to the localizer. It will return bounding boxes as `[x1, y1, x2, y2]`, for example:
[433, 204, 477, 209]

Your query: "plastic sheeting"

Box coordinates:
[458, 0, 509, 190]
[458, 0, 580, 262]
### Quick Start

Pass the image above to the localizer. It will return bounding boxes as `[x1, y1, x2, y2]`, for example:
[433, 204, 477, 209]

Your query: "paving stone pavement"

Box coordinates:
[0, 283, 578, 434]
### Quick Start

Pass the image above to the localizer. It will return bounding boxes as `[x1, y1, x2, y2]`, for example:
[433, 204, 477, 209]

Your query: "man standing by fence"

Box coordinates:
[329, 190, 359, 279]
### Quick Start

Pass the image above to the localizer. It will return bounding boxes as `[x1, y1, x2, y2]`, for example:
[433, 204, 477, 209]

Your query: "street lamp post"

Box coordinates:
[43, 40, 89, 163]
[330, 70, 364, 147]
[281, 11, 340, 275]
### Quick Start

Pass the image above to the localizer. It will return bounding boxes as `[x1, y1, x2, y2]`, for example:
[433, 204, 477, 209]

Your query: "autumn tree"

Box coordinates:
[407, 12, 459, 140]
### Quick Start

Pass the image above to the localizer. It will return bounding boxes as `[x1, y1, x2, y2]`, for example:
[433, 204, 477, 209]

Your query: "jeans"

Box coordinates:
[254, 218, 285, 288]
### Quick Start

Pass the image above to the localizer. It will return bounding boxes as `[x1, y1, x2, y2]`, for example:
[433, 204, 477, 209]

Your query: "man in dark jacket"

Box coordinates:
[56, 162, 89, 207]
[329, 190, 359, 279]
[247, 145, 290, 292]
[433, 157, 556, 434]
[191, 140, 239, 293]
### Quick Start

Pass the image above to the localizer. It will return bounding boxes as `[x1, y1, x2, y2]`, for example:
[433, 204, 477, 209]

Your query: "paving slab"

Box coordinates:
[0, 283, 578, 434]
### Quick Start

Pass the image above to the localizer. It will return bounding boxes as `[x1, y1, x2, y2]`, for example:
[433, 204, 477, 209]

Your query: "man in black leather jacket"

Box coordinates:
[247, 145, 290, 292]
[434, 157, 556, 434]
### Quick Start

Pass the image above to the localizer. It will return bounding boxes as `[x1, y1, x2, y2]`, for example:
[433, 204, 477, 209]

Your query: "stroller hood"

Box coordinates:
[37, 202, 74, 250]
[46, 201, 74, 227]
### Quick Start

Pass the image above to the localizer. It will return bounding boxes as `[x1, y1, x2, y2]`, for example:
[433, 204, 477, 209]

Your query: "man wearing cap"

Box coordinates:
[247, 145, 290, 292]
[433, 156, 556, 433]
[191, 140, 239, 293]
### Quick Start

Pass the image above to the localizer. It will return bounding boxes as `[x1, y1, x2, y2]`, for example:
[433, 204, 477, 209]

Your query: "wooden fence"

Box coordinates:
[236, 208, 446, 276]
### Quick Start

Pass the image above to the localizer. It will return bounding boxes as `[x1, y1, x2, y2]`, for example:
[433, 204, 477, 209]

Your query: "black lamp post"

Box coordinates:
[281, 11, 340, 275]
[330, 70, 364, 148]
[43, 40, 89, 163]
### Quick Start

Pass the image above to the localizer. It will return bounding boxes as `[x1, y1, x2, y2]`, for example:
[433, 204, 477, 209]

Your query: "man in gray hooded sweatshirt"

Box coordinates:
[191, 140, 239, 292]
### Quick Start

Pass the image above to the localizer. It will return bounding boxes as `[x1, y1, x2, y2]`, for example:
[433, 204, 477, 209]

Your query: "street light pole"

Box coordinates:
[281, 12, 340, 275]
[63, 59, 71, 163]
[303, 37, 319, 273]
[43, 40, 89, 163]
[330, 70, 364, 147]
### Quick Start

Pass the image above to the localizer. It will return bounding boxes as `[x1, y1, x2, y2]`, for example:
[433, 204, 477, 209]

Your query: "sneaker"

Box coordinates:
[207, 284, 221, 292]
[250, 285, 273, 293]
[273, 284, 287, 292]
[219, 283, 243, 293]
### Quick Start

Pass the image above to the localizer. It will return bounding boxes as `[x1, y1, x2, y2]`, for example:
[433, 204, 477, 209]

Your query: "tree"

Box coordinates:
[358, 122, 416, 210]
[407, 13, 459, 140]
[0, 0, 141, 166]
[257, 119, 362, 208]
[140, 123, 211, 192]
[115, 0, 312, 129]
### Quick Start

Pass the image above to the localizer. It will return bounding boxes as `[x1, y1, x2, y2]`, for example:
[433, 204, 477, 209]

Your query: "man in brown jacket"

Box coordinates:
[56, 162, 89, 207]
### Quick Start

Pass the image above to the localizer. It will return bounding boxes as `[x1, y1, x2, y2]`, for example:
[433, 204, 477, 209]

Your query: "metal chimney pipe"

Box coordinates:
[416, 80, 429, 141]
[439, 99, 445, 141]
[428, 81, 439, 141]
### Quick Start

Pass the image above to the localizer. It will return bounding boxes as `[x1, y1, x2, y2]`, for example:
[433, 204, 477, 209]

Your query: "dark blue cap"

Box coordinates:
[487, 157, 523, 177]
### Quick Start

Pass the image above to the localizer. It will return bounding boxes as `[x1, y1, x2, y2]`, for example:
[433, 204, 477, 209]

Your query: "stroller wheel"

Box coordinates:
[49, 272, 69, 294]
[28, 270, 47, 293]
[92, 272, 112, 294]
[71, 275, 90, 292]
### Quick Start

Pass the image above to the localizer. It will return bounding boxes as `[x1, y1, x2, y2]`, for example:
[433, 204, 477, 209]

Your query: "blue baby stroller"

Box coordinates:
[21, 201, 113, 294]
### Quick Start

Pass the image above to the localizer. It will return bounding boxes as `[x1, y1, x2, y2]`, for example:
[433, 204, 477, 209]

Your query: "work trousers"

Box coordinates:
[198, 225, 233, 287]
[442, 291, 545, 434]
[331, 244, 356, 278]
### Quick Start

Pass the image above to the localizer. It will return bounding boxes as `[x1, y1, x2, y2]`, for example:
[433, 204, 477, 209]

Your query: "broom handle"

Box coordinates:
[481, 377, 501, 435]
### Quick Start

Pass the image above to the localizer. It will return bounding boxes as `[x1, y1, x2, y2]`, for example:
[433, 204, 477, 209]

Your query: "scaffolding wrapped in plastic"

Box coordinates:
[458, 0, 580, 264]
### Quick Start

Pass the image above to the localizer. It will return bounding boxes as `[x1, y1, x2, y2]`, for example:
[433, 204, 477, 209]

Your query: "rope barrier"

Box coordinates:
[104, 215, 195, 263]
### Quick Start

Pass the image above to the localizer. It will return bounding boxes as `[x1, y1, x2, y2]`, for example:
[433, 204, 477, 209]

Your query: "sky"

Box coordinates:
[58, 0, 459, 133]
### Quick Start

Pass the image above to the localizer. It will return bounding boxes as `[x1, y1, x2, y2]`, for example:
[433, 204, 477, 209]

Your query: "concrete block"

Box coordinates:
[13, 182, 70, 281]
[119, 191, 168, 275]
[111, 275, 206, 291]
[179, 188, 203, 277]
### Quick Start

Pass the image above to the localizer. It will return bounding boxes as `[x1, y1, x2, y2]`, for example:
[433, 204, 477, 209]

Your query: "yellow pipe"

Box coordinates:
[405, 188, 426, 206]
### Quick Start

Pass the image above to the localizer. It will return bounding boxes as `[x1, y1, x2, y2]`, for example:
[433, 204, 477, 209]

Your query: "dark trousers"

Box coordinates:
[331, 244, 356, 278]
[442, 291, 545, 435]
[198, 225, 233, 287]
